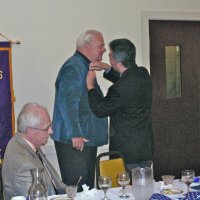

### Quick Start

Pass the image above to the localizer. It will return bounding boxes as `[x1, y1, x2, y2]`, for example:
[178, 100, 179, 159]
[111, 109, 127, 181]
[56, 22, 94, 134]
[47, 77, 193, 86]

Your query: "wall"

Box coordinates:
[0, 0, 200, 175]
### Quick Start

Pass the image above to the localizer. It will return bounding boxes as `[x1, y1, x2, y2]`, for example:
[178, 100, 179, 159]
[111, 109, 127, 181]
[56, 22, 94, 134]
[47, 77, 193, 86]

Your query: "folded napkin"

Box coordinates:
[159, 181, 173, 191]
[79, 184, 98, 197]
[150, 192, 200, 200]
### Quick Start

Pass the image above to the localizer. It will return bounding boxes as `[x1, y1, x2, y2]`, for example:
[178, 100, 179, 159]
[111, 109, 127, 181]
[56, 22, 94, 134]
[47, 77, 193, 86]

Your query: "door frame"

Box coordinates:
[141, 11, 200, 72]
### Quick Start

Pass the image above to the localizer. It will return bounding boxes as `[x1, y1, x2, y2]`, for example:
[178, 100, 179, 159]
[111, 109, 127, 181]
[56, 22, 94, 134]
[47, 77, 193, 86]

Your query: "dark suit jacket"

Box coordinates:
[88, 65, 154, 164]
[2, 133, 66, 200]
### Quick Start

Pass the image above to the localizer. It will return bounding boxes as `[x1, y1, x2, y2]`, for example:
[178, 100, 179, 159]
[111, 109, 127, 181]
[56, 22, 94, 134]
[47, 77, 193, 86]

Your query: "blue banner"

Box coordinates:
[0, 41, 15, 158]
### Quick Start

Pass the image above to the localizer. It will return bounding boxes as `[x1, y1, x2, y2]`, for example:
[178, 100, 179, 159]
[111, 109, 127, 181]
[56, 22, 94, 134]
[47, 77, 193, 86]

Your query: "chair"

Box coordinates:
[96, 151, 128, 188]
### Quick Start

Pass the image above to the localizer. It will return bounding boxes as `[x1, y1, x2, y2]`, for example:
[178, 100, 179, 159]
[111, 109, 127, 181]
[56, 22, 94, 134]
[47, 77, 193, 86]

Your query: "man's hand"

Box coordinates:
[89, 62, 111, 71]
[72, 137, 89, 151]
[86, 71, 96, 90]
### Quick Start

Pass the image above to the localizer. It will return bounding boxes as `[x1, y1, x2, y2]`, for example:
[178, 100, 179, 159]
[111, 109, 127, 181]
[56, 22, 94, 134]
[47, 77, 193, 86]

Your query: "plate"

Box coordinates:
[161, 189, 183, 195]
[191, 185, 200, 191]
[50, 197, 72, 200]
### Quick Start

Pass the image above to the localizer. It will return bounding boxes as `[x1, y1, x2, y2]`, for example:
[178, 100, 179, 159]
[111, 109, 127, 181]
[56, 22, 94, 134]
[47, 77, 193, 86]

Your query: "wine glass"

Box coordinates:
[98, 176, 112, 200]
[117, 172, 130, 198]
[181, 170, 195, 194]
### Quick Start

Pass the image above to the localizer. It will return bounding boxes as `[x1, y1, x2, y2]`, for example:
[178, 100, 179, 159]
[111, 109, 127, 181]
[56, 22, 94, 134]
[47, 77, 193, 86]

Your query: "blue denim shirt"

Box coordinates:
[51, 51, 108, 146]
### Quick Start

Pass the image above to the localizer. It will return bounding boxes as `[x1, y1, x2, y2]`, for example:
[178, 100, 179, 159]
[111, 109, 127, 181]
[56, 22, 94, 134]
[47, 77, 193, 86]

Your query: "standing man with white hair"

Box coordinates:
[52, 30, 108, 191]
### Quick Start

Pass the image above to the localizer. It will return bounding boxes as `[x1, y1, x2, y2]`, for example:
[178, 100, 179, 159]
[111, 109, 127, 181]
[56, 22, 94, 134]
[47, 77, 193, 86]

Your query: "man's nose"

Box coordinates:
[48, 127, 53, 135]
[102, 47, 106, 52]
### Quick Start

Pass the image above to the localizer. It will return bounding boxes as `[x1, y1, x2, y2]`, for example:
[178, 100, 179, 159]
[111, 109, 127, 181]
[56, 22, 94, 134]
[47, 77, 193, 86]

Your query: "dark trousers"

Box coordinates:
[54, 141, 97, 192]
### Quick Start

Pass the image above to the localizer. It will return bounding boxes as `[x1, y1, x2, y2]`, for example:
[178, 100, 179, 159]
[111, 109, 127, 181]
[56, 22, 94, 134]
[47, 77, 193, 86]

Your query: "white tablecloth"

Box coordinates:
[48, 180, 189, 200]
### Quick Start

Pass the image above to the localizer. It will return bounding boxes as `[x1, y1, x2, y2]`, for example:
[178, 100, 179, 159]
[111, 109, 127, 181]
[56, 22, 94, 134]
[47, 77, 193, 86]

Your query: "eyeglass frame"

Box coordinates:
[27, 123, 52, 132]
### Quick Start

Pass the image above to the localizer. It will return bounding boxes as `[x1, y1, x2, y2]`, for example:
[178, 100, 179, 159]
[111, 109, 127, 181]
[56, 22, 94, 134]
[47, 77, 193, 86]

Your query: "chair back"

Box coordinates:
[96, 151, 128, 188]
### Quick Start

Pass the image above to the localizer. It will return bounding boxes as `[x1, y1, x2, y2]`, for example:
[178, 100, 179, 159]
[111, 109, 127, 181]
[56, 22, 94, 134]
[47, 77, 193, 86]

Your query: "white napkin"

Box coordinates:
[79, 184, 98, 197]
[159, 181, 173, 191]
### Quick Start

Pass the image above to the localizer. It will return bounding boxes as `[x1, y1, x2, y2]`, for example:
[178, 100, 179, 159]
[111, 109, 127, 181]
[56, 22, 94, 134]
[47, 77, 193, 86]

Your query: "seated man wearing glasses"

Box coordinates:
[2, 103, 66, 200]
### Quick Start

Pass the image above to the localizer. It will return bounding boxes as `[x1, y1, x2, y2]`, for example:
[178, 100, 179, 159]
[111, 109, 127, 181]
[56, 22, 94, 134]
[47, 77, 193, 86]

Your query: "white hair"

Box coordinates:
[17, 103, 48, 133]
[76, 30, 103, 49]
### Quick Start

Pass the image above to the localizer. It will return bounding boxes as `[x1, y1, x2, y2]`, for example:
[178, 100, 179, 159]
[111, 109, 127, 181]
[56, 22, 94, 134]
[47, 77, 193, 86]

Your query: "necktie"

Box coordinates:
[36, 150, 57, 193]
[35, 149, 66, 194]
[36, 150, 43, 163]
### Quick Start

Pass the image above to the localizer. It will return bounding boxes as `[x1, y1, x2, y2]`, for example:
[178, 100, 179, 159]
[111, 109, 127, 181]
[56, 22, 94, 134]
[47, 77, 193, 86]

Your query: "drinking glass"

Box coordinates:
[132, 167, 154, 200]
[161, 175, 175, 186]
[181, 170, 195, 194]
[65, 185, 77, 200]
[98, 176, 112, 200]
[117, 172, 130, 198]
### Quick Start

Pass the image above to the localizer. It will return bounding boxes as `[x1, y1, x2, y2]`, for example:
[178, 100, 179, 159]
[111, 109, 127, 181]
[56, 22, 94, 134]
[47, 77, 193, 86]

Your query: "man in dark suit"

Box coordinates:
[86, 39, 154, 171]
[2, 103, 66, 200]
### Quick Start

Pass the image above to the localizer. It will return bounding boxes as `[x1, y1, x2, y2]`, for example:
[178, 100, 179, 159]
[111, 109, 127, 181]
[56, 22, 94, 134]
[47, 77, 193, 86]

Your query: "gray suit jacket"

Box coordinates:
[2, 132, 66, 200]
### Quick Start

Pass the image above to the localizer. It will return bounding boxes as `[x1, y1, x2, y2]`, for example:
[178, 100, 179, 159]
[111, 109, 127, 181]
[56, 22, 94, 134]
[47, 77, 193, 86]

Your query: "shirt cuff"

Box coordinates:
[104, 67, 111, 74]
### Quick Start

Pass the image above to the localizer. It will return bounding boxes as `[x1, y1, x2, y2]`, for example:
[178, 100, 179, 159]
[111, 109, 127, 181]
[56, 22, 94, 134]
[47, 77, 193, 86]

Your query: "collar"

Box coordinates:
[75, 50, 90, 64]
[23, 137, 37, 152]
[120, 68, 127, 77]
[121, 64, 138, 78]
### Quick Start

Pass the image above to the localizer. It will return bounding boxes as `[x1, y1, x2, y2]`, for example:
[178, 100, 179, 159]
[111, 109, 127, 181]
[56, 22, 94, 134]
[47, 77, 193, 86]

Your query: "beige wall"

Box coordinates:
[1, 0, 200, 174]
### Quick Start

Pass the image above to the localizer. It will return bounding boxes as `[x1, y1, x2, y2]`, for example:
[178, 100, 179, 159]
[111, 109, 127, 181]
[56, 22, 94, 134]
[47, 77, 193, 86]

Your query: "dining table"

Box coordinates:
[48, 179, 190, 200]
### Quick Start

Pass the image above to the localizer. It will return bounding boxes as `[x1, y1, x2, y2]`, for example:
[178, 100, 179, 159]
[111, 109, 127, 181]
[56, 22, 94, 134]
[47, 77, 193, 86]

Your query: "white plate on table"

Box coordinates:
[50, 197, 72, 200]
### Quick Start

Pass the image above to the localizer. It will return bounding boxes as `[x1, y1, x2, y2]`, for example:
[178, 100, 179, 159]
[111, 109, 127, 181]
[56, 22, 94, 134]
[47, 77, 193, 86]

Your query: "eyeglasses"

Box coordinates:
[28, 123, 52, 132]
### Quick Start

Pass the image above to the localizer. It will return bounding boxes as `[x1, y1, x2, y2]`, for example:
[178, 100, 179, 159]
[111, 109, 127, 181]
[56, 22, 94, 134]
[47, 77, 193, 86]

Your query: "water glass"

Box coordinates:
[132, 167, 154, 200]
[65, 185, 78, 199]
[117, 172, 130, 198]
[181, 170, 195, 194]
[98, 176, 112, 200]
[161, 175, 175, 185]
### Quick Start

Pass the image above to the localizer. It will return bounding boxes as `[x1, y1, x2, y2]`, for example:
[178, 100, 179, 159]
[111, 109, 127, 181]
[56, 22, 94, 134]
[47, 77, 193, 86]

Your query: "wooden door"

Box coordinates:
[149, 20, 200, 180]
